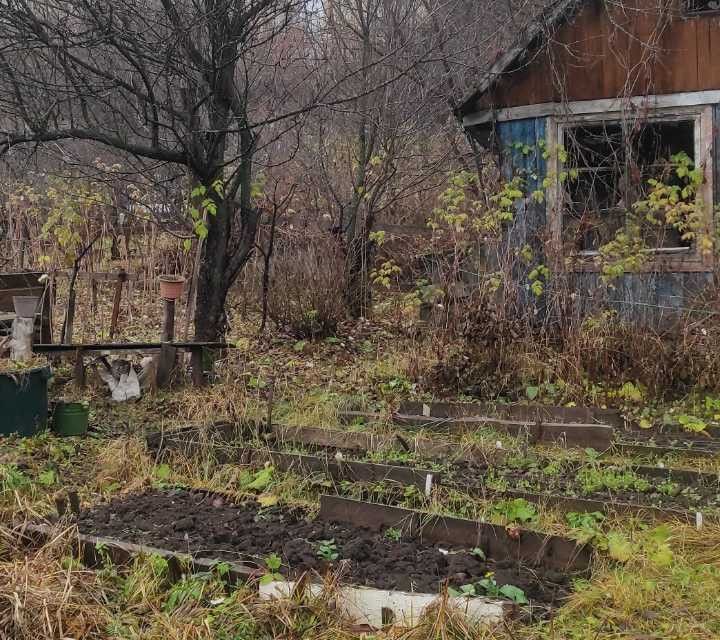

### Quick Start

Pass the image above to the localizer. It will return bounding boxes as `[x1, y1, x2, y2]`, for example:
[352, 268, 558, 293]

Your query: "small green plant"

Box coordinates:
[259, 553, 284, 585]
[542, 460, 563, 476]
[240, 466, 275, 492]
[657, 479, 681, 496]
[0, 464, 30, 493]
[491, 498, 538, 525]
[576, 465, 651, 495]
[527, 264, 550, 297]
[677, 414, 707, 433]
[379, 375, 413, 395]
[316, 539, 340, 562]
[163, 575, 207, 612]
[471, 547, 486, 560]
[153, 464, 172, 483]
[384, 527, 402, 542]
[566, 511, 605, 545]
[37, 468, 57, 486]
[450, 574, 528, 604]
[370, 259, 401, 289]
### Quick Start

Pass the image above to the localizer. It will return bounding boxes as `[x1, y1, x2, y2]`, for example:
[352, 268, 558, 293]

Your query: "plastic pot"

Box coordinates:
[159, 275, 185, 300]
[53, 402, 89, 437]
[0, 365, 51, 436]
[13, 295, 40, 318]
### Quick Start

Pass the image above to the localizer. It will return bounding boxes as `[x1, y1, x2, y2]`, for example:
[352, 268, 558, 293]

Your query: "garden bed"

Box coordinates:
[147, 424, 720, 520]
[74, 488, 580, 606]
[616, 430, 720, 458]
[340, 411, 614, 450]
[442, 459, 719, 516]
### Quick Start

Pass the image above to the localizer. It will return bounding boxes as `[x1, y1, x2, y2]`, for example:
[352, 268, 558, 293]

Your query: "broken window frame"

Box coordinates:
[546, 104, 714, 273]
[684, 0, 720, 16]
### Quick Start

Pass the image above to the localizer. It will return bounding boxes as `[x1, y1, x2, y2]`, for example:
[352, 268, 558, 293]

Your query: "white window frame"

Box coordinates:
[546, 103, 714, 273]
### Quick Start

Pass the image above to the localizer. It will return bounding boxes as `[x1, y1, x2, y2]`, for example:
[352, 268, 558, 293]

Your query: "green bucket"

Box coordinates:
[53, 402, 89, 437]
[0, 365, 51, 437]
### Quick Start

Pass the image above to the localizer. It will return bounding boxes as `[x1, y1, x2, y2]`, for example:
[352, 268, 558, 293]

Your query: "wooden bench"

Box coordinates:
[33, 341, 234, 387]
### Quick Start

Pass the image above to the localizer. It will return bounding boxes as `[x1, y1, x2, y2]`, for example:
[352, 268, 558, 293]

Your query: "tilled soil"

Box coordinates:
[78, 488, 571, 603]
[441, 460, 720, 512]
[286, 442, 720, 512]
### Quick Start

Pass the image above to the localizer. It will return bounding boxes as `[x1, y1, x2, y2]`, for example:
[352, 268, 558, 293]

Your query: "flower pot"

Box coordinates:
[0, 366, 51, 436]
[13, 295, 40, 318]
[159, 275, 185, 300]
[53, 401, 89, 437]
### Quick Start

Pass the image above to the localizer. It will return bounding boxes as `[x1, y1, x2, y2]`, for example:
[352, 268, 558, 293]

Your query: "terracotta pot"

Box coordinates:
[159, 275, 185, 300]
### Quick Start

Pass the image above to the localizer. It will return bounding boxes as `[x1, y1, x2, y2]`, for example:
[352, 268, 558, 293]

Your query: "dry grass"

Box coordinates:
[0, 525, 109, 640]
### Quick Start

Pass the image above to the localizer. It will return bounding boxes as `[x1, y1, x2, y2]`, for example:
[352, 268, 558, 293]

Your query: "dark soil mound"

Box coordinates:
[78, 488, 572, 603]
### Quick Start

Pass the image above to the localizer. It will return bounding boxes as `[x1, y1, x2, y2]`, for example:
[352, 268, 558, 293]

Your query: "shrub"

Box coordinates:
[266, 232, 346, 339]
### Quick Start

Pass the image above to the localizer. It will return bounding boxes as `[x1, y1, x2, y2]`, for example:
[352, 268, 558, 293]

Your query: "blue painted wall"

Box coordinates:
[492, 115, 714, 326]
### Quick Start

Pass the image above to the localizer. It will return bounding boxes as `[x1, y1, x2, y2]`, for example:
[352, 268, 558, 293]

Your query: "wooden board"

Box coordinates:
[398, 400, 622, 427]
[319, 495, 592, 572]
[468, 0, 720, 112]
[340, 411, 614, 450]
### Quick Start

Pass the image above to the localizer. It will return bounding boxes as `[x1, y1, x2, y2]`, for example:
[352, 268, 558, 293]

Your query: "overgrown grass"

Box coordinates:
[5, 311, 720, 639]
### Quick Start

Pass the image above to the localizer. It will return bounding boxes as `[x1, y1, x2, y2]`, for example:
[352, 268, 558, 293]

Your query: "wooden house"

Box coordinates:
[458, 0, 720, 324]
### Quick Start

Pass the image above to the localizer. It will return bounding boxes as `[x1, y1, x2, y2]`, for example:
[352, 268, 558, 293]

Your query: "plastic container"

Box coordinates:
[0, 365, 51, 436]
[159, 275, 185, 300]
[12, 295, 40, 318]
[52, 402, 90, 436]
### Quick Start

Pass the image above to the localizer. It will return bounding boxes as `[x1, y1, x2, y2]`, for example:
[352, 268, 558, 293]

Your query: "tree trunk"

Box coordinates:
[193, 193, 231, 341]
[344, 215, 373, 318]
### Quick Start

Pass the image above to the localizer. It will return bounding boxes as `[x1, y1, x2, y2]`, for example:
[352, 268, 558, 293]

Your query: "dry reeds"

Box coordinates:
[0, 525, 109, 640]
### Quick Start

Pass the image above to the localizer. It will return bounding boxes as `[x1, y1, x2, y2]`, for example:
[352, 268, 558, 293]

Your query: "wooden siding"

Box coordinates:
[469, 0, 720, 113]
[564, 271, 713, 325]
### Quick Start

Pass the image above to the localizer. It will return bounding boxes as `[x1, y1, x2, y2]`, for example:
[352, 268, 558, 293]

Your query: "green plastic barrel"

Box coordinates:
[53, 402, 89, 437]
[0, 365, 51, 437]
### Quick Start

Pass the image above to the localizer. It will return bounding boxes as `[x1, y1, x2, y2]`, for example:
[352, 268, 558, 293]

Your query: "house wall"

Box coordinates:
[493, 116, 715, 326]
[467, 0, 720, 114]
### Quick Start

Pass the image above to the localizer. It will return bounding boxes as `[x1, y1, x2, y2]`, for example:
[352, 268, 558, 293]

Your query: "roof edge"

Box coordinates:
[456, 0, 585, 119]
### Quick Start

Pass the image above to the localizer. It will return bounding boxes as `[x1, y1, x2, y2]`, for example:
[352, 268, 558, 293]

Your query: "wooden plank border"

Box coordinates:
[340, 411, 614, 450]
[318, 495, 593, 572]
[19, 522, 255, 583]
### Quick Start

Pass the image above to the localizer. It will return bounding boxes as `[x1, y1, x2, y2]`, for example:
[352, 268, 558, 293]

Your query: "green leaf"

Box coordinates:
[246, 467, 274, 491]
[183, 238, 192, 252]
[37, 468, 57, 486]
[525, 386, 539, 400]
[257, 493, 279, 507]
[154, 464, 171, 481]
[265, 553, 282, 571]
[607, 532, 634, 562]
[499, 584, 528, 604]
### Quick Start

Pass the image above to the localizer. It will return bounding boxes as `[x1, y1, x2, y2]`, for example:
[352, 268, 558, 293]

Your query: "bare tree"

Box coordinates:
[0, 0, 304, 340]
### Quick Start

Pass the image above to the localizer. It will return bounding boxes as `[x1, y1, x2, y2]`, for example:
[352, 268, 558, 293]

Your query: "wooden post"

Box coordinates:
[109, 269, 127, 339]
[90, 276, 97, 313]
[156, 343, 178, 388]
[190, 347, 204, 387]
[73, 348, 86, 389]
[161, 298, 176, 343]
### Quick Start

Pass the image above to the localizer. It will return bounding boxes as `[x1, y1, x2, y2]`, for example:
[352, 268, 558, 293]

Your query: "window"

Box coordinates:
[685, 0, 720, 14]
[550, 105, 714, 272]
